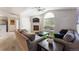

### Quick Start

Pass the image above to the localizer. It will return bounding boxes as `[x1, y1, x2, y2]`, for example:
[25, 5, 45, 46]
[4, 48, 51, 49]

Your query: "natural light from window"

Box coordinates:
[43, 12, 55, 32]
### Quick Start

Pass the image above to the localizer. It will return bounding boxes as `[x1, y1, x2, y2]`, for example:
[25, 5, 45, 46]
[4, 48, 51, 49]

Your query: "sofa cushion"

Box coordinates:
[60, 29, 68, 35]
[21, 30, 35, 41]
[20, 29, 28, 33]
[63, 30, 75, 42]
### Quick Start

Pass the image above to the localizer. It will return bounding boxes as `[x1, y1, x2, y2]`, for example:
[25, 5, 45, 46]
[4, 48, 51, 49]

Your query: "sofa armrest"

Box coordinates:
[54, 34, 64, 39]
[15, 31, 29, 51]
[54, 38, 79, 49]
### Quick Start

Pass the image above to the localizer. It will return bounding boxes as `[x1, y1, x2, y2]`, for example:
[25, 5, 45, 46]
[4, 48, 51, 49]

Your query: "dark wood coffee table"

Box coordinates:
[34, 35, 63, 51]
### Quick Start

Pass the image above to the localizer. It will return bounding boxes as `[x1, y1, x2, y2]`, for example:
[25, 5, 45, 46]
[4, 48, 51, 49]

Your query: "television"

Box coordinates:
[33, 18, 39, 22]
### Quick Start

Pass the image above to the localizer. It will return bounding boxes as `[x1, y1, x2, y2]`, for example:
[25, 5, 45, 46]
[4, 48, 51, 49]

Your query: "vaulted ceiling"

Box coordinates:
[0, 7, 26, 16]
[0, 7, 76, 17]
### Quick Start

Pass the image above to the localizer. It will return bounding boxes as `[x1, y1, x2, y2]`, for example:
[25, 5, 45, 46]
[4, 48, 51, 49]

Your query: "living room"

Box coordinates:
[16, 7, 79, 51]
[0, 7, 78, 51]
[19, 7, 76, 33]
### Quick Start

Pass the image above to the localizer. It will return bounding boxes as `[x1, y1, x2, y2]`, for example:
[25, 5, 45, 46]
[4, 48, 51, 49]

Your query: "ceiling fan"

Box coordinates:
[33, 7, 46, 11]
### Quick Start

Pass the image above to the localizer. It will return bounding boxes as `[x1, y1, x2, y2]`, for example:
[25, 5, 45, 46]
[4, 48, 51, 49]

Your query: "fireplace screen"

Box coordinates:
[33, 25, 39, 31]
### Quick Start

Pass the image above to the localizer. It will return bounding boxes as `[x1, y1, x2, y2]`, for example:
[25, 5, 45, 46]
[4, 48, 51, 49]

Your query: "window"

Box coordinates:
[43, 12, 55, 32]
[44, 12, 55, 18]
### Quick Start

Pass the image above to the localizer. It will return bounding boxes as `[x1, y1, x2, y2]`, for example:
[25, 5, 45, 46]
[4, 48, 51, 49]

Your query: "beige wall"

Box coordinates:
[20, 16, 31, 33]
[20, 8, 77, 33]
[41, 9, 77, 33]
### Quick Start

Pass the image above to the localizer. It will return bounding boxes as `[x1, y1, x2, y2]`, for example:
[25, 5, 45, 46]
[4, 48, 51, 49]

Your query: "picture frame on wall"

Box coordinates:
[10, 20, 15, 25]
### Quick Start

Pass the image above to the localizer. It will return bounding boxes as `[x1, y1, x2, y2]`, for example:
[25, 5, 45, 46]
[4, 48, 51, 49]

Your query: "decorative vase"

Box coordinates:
[47, 38, 53, 50]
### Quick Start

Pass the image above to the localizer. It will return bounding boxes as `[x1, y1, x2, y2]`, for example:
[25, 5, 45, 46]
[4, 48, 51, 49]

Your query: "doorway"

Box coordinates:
[0, 17, 8, 32]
